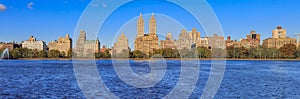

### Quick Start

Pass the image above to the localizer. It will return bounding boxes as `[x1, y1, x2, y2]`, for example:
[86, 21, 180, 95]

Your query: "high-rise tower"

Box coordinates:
[137, 13, 144, 37]
[134, 13, 159, 55]
[149, 13, 156, 35]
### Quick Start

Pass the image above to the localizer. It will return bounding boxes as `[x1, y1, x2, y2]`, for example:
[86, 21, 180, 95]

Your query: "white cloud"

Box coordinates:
[0, 3, 7, 12]
[27, 2, 34, 9]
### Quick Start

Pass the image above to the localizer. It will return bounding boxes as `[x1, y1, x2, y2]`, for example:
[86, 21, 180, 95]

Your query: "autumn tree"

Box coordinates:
[279, 43, 297, 58]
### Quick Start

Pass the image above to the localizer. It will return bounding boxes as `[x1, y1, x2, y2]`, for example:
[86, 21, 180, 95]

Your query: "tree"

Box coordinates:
[279, 43, 297, 58]
[10, 48, 21, 58]
[48, 50, 60, 58]
[60, 51, 66, 58]
[294, 48, 300, 58]
[152, 49, 163, 57]
[112, 49, 130, 58]
[132, 50, 145, 58]
[211, 48, 226, 58]
[102, 50, 111, 58]
[67, 49, 72, 58]
[237, 47, 248, 58]
[95, 52, 102, 58]
[248, 47, 263, 58]
[177, 48, 199, 58]
[197, 47, 211, 58]
[19, 48, 34, 58]
[38, 50, 48, 58]
[162, 48, 174, 58]
[32, 49, 39, 58]
[267, 48, 279, 58]
[227, 46, 235, 58]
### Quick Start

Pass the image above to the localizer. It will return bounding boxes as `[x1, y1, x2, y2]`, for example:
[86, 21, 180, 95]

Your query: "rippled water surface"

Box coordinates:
[0, 60, 300, 98]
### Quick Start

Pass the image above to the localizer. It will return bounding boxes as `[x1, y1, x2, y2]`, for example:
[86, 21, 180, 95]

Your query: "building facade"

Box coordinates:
[134, 13, 159, 54]
[197, 37, 209, 48]
[263, 26, 297, 48]
[0, 42, 20, 50]
[272, 26, 287, 39]
[189, 28, 201, 44]
[75, 30, 100, 57]
[176, 29, 192, 49]
[225, 36, 241, 48]
[206, 34, 225, 49]
[240, 30, 261, 48]
[112, 33, 130, 54]
[48, 34, 72, 55]
[21, 36, 46, 51]
[160, 32, 176, 49]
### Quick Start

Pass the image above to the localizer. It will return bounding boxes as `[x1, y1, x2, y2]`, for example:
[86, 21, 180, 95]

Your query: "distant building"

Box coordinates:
[189, 28, 200, 44]
[0, 42, 20, 50]
[48, 34, 72, 55]
[205, 34, 225, 49]
[272, 26, 286, 39]
[21, 36, 46, 51]
[225, 36, 241, 48]
[197, 37, 209, 48]
[176, 29, 192, 50]
[112, 33, 130, 54]
[263, 26, 297, 49]
[160, 32, 176, 49]
[240, 30, 261, 48]
[75, 30, 100, 57]
[134, 13, 159, 54]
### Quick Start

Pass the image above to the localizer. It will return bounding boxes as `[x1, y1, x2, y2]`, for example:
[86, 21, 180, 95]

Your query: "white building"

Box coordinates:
[22, 36, 46, 51]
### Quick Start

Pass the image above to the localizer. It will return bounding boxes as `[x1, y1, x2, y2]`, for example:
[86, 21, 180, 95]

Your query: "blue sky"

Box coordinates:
[0, 0, 300, 48]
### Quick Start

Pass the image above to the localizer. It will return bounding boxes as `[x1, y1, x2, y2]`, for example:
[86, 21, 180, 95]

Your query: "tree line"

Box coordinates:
[0, 48, 72, 59]
[107, 43, 300, 59]
[1, 43, 300, 59]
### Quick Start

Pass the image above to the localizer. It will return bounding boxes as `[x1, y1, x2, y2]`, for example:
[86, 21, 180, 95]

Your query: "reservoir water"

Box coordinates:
[0, 60, 299, 98]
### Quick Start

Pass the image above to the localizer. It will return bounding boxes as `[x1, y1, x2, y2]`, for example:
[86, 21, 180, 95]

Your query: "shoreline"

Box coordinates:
[4, 58, 300, 61]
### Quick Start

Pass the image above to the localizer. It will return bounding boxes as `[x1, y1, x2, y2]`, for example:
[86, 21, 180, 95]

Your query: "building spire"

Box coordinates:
[149, 13, 156, 35]
[137, 13, 144, 37]
[121, 32, 125, 38]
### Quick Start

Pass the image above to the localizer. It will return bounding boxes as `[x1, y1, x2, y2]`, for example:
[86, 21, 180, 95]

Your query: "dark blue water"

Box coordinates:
[0, 60, 299, 98]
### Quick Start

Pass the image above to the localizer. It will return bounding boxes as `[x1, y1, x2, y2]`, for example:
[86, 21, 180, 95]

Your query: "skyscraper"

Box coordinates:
[134, 13, 159, 55]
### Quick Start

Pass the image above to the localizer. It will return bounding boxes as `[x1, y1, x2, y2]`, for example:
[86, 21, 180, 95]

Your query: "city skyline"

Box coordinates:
[0, 0, 300, 47]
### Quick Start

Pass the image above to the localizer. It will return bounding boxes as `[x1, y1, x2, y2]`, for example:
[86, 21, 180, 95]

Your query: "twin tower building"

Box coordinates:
[134, 13, 159, 54]
[77, 13, 196, 57]
[113, 13, 198, 55]
[112, 13, 160, 55]
[75, 13, 159, 57]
